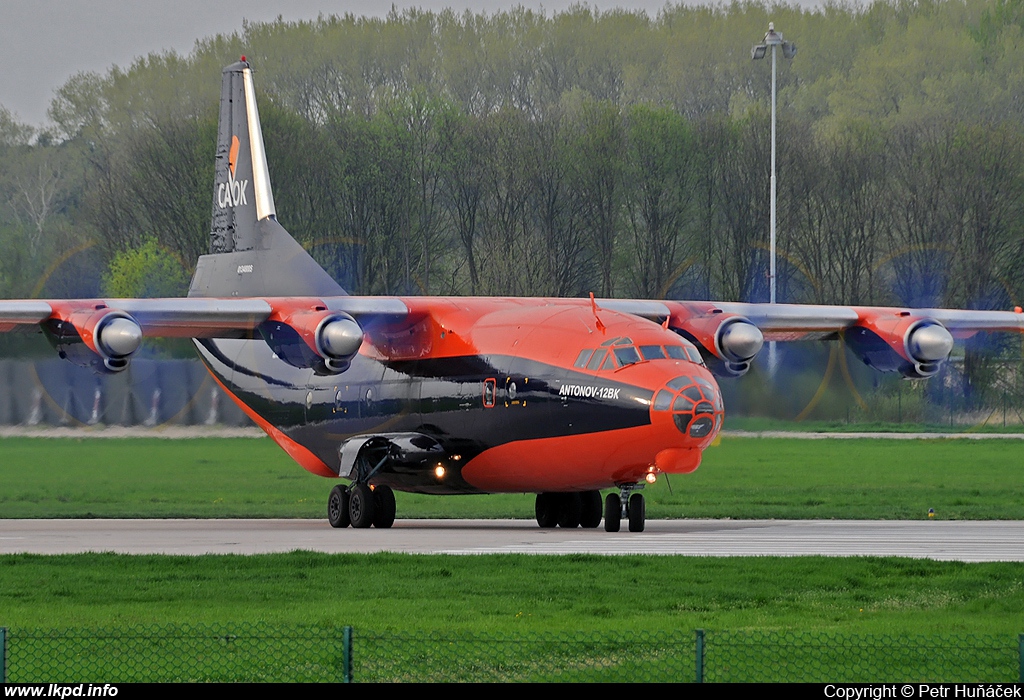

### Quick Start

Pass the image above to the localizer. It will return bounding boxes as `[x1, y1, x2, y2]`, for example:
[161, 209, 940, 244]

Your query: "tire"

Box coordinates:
[349, 483, 376, 529]
[628, 492, 646, 533]
[327, 485, 350, 528]
[373, 484, 396, 529]
[580, 490, 603, 528]
[604, 493, 621, 532]
[535, 492, 558, 528]
[557, 493, 582, 528]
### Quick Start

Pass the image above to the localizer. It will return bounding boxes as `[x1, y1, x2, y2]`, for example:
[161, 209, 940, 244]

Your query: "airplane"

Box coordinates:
[3, 59, 1023, 533]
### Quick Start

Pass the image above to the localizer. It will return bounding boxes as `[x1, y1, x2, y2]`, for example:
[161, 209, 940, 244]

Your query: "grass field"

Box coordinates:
[1, 552, 1022, 636]
[1, 435, 1023, 519]
[725, 415, 1024, 433]
[2, 436, 1023, 681]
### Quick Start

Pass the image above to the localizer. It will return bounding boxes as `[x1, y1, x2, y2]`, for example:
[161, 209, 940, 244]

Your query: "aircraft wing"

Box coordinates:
[0, 295, 409, 373]
[601, 298, 1024, 336]
[600, 298, 1024, 379]
[710, 302, 1024, 336]
[3, 292, 1022, 381]
[0, 296, 409, 334]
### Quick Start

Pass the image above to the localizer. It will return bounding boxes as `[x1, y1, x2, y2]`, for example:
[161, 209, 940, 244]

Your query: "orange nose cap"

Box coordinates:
[655, 447, 702, 474]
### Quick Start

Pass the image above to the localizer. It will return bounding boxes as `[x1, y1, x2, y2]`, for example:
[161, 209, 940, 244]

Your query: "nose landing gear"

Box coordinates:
[603, 484, 646, 533]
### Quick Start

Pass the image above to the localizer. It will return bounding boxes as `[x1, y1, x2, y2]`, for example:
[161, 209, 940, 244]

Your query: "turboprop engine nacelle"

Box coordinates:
[844, 314, 954, 379]
[45, 307, 143, 374]
[315, 313, 364, 372]
[260, 308, 363, 375]
[672, 312, 764, 378]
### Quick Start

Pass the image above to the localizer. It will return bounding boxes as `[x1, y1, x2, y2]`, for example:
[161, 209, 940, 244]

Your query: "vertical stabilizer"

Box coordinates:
[210, 60, 275, 253]
[191, 59, 344, 298]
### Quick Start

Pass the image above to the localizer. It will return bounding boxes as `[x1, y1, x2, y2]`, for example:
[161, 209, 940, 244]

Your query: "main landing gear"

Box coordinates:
[327, 483, 396, 529]
[535, 491, 603, 529]
[534, 487, 645, 532]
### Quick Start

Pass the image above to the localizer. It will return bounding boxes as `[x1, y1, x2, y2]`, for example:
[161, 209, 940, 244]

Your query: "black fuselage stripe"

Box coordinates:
[195, 340, 655, 473]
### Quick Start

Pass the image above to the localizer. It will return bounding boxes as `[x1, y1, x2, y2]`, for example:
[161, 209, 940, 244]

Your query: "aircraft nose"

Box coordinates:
[652, 374, 724, 440]
[674, 399, 716, 438]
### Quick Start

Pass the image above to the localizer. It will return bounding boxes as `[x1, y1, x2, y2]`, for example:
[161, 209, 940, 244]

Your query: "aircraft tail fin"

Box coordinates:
[189, 59, 344, 299]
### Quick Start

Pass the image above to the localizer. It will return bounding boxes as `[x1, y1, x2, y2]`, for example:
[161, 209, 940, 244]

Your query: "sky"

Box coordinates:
[0, 0, 827, 127]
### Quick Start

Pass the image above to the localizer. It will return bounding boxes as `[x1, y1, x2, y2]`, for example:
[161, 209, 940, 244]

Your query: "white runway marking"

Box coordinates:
[0, 519, 1021, 561]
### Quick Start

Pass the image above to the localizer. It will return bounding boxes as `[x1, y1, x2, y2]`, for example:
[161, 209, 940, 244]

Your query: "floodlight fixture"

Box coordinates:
[752, 22, 796, 62]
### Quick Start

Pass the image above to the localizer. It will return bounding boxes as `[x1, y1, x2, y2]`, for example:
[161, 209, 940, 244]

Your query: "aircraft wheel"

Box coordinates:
[604, 493, 621, 532]
[628, 493, 646, 533]
[535, 492, 558, 528]
[557, 493, 582, 528]
[349, 483, 376, 529]
[580, 490, 603, 528]
[327, 485, 350, 528]
[373, 485, 397, 529]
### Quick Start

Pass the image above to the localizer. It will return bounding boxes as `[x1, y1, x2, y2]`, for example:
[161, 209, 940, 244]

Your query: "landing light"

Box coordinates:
[645, 472, 658, 485]
[434, 464, 446, 479]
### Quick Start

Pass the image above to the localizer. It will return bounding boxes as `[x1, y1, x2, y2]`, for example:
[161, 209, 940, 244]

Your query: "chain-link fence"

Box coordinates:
[354, 629, 694, 682]
[2, 624, 348, 683]
[698, 630, 1019, 683]
[0, 359, 252, 427]
[2, 624, 1021, 682]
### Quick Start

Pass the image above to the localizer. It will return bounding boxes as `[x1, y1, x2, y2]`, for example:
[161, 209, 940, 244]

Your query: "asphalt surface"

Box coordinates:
[2, 518, 1022, 561]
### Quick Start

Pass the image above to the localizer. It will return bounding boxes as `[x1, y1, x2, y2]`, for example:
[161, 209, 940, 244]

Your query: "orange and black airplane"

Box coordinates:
[2, 60, 1022, 532]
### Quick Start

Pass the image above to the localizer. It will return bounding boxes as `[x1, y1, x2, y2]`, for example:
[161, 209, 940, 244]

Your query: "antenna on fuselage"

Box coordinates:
[589, 293, 607, 334]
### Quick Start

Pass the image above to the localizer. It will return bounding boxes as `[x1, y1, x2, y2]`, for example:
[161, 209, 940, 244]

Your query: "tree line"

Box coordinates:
[1, 0, 1023, 314]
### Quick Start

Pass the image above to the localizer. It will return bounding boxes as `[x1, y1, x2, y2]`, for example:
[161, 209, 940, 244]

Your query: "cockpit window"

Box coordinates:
[578, 339, 703, 372]
[586, 349, 607, 370]
[640, 345, 666, 360]
[665, 343, 706, 367]
[613, 345, 641, 367]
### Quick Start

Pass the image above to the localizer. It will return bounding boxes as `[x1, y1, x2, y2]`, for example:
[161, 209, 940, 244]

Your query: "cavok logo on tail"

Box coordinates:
[217, 135, 249, 209]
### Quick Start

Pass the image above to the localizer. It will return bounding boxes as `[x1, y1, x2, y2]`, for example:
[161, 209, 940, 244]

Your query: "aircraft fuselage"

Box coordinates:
[195, 297, 724, 495]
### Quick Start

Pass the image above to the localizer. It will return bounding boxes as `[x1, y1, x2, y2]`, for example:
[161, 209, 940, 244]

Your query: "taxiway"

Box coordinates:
[1, 518, 1021, 561]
